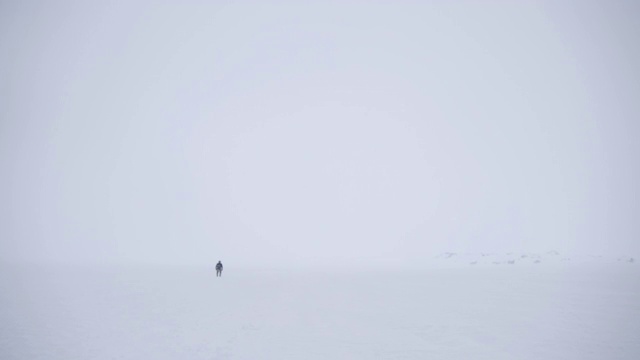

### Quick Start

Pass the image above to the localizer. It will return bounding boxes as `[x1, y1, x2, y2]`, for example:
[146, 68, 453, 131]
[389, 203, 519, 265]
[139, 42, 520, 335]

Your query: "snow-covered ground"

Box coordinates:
[1, 261, 638, 359]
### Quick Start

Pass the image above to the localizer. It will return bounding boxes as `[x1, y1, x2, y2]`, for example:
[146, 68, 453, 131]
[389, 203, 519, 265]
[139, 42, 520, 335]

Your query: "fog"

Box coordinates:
[1, 1, 638, 268]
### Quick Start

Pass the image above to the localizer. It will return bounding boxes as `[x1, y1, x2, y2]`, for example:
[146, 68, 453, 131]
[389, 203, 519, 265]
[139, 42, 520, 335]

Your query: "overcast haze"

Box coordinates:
[1, 1, 638, 267]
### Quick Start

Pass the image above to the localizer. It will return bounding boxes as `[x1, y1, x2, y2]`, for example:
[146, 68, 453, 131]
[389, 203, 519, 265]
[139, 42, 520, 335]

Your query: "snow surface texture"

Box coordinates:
[1, 262, 639, 360]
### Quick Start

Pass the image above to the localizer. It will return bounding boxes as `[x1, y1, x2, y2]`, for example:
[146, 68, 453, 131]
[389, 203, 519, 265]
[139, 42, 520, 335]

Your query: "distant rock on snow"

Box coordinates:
[433, 251, 635, 267]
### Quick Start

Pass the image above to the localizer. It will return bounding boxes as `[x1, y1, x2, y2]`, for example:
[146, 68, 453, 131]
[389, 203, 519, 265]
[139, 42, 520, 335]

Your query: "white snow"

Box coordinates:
[1, 262, 639, 359]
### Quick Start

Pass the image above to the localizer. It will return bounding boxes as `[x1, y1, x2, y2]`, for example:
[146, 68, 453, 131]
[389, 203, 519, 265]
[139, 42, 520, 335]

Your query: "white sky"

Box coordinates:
[1, 1, 638, 267]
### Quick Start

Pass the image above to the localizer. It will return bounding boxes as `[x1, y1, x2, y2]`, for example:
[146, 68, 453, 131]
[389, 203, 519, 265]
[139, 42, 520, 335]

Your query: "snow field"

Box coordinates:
[1, 264, 638, 359]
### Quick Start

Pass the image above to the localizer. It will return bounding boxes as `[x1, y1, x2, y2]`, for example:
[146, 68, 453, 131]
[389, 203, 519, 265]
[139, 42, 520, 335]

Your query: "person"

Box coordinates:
[216, 261, 223, 277]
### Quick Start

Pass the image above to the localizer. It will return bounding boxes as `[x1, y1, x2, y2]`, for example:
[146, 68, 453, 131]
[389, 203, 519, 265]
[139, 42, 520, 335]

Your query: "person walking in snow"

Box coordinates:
[216, 261, 223, 277]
